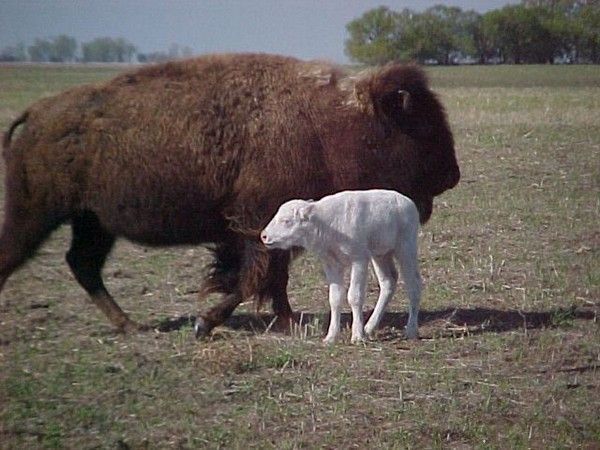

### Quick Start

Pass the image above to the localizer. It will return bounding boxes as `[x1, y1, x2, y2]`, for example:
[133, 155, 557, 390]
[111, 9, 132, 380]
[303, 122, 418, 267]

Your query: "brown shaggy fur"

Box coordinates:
[1, 53, 460, 334]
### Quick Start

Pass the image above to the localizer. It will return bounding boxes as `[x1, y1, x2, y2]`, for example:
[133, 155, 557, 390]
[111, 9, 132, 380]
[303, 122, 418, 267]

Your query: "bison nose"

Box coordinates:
[260, 233, 269, 244]
[447, 165, 460, 188]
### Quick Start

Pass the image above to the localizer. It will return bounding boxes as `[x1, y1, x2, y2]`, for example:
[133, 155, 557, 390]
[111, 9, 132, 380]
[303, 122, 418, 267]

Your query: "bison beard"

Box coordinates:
[0, 53, 459, 336]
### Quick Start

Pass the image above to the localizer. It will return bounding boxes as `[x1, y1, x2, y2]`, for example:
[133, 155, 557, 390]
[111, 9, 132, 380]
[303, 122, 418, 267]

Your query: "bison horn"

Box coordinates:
[397, 90, 411, 111]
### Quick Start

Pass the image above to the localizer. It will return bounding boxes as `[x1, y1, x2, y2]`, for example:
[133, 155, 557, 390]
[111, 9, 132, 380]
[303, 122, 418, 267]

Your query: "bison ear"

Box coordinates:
[397, 90, 411, 111]
[378, 89, 411, 124]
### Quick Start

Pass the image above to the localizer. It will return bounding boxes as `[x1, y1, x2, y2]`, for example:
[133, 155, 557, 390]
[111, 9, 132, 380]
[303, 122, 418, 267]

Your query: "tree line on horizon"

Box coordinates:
[1, 0, 598, 65]
[0, 35, 193, 63]
[345, 0, 600, 65]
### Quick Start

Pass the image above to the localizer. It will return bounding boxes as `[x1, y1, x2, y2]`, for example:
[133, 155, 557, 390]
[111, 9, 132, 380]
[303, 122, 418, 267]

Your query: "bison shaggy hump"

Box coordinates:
[0, 53, 459, 336]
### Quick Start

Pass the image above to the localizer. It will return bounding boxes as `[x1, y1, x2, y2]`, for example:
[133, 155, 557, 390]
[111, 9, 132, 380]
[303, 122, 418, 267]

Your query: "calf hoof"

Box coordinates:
[350, 334, 366, 344]
[194, 317, 213, 339]
[405, 326, 419, 340]
[322, 335, 337, 345]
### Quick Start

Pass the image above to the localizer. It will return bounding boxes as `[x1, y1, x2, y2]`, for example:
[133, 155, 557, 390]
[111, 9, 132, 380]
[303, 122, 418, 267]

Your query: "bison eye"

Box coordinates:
[280, 218, 292, 226]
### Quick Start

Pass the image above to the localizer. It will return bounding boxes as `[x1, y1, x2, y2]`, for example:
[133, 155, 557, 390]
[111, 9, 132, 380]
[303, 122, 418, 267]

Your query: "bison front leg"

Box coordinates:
[262, 249, 295, 331]
[194, 292, 243, 338]
[194, 239, 246, 338]
[194, 244, 295, 338]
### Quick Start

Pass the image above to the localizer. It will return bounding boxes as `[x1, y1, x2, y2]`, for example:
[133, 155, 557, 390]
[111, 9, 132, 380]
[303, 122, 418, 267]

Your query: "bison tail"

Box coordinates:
[2, 111, 29, 156]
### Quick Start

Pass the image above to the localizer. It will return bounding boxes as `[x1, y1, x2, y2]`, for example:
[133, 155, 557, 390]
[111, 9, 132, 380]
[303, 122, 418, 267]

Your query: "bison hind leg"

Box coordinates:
[0, 205, 60, 294]
[66, 211, 146, 332]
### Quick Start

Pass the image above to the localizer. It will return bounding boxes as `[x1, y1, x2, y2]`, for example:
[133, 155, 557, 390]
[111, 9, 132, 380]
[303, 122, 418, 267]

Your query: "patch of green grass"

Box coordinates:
[426, 64, 600, 88]
[0, 65, 125, 123]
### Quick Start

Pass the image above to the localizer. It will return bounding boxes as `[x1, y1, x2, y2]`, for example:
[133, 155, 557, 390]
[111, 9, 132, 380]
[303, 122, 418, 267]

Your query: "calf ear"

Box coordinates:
[297, 203, 314, 222]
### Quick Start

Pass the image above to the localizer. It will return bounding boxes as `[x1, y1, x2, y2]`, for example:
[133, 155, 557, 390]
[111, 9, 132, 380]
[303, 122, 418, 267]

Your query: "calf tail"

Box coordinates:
[3, 111, 29, 155]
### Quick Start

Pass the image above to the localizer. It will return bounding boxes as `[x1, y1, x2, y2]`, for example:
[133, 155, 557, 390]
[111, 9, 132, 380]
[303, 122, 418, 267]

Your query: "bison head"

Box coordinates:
[352, 64, 460, 223]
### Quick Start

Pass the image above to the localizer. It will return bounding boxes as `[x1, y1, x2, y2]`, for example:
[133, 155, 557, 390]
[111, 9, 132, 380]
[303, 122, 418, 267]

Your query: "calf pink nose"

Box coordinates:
[260, 233, 268, 243]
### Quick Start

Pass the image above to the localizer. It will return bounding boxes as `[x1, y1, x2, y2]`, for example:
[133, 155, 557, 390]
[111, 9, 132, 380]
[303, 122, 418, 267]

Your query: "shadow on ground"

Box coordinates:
[156, 305, 597, 337]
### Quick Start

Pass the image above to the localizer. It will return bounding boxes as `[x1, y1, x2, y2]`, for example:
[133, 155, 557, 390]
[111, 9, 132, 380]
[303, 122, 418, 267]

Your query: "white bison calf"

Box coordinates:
[261, 189, 422, 344]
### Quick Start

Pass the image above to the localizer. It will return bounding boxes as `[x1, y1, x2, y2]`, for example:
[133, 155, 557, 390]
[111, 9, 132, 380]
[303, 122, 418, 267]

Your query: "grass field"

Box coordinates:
[0, 63, 598, 449]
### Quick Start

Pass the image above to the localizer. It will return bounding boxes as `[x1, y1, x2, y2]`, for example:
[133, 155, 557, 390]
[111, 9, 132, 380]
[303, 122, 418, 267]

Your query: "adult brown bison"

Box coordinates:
[1, 53, 459, 336]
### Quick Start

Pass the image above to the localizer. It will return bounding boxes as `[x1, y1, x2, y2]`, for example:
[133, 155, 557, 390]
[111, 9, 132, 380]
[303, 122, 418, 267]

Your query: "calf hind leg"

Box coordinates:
[395, 239, 422, 340]
[67, 212, 145, 332]
[364, 253, 398, 337]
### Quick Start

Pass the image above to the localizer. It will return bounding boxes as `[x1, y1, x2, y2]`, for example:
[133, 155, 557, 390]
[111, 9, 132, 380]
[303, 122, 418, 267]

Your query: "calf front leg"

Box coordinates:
[347, 259, 369, 344]
[323, 262, 345, 344]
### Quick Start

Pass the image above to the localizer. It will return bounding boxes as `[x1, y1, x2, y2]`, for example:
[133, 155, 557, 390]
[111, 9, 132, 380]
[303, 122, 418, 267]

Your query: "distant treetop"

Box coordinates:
[345, 1, 600, 65]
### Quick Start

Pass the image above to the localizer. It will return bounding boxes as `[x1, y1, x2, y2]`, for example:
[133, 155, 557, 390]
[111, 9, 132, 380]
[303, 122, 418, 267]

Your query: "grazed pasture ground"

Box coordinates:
[0, 64, 598, 449]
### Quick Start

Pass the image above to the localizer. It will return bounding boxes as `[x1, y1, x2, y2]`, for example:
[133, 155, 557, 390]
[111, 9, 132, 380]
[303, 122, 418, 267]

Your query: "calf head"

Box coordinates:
[261, 199, 314, 250]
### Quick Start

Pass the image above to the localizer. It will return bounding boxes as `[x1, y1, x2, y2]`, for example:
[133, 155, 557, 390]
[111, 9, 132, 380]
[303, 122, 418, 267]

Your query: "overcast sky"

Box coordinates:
[1, 0, 518, 63]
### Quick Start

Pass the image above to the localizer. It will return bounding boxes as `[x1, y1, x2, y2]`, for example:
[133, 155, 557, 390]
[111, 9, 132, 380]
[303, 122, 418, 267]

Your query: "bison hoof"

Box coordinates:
[194, 317, 212, 339]
[120, 320, 151, 333]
